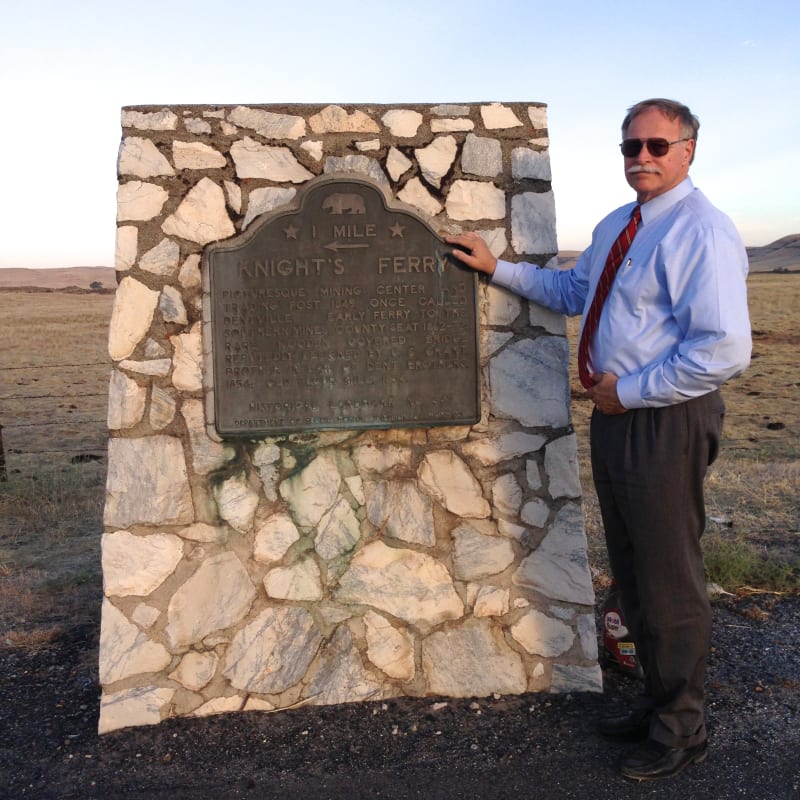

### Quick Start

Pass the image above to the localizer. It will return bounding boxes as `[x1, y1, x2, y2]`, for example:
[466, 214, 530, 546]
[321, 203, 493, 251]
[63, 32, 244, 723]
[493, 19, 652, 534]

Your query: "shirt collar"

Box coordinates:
[640, 177, 694, 226]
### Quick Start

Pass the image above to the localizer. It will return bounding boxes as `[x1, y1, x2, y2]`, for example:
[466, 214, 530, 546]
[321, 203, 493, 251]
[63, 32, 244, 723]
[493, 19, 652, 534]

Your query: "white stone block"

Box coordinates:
[102, 530, 183, 597]
[107, 369, 146, 430]
[118, 137, 175, 178]
[228, 106, 306, 139]
[161, 177, 235, 244]
[446, 180, 506, 221]
[166, 552, 256, 648]
[381, 109, 423, 137]
[480, 103, 523, 130]
[397, 177, 442, 217]
[173, 141, 226, 170]
[117, 181, 169, 222]
[336, 541, 463, 630]
[510, 608, 574, 657]
[415, 135, 457, 189]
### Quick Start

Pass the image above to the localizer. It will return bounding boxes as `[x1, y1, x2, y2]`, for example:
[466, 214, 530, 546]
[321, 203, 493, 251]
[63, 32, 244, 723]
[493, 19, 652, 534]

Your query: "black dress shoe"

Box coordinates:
[597, 709, 651, 741]
[620, 738, 708, 781]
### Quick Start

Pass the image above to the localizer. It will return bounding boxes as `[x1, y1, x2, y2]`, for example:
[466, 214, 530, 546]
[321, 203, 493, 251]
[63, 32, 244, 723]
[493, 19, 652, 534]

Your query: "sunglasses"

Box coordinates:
[620, 138, 691, 157]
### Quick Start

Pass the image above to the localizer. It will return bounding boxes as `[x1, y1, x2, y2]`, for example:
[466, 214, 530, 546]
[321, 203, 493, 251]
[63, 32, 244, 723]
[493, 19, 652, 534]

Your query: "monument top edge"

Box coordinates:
[120, 100, 548, 112]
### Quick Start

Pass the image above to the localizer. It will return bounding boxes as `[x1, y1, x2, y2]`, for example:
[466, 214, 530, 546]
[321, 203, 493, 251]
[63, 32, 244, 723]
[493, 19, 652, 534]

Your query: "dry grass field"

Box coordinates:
[0, 272, 798, 651]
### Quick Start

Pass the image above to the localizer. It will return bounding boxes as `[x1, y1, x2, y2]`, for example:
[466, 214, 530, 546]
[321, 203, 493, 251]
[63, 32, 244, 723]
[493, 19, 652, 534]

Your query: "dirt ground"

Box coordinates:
[1, 593, 799, 799]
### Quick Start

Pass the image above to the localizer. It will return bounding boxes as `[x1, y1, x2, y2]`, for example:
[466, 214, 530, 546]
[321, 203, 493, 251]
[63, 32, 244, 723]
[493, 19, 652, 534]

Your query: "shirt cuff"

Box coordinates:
[615, 374, 645, 409]
[491, 259, 517, 287]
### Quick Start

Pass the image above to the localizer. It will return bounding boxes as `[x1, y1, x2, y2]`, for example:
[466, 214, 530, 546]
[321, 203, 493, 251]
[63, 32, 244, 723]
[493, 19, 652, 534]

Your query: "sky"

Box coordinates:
[1, 0, 797, 268]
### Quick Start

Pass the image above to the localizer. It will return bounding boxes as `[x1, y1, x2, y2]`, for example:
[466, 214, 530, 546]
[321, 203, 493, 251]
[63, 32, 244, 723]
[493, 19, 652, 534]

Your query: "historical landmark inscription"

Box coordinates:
[205, 176, 480, 436]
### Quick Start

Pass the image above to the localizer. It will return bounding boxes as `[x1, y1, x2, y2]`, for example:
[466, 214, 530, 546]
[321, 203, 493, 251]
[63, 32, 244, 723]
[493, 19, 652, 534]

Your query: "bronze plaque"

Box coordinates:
[205, 176, 479, 436]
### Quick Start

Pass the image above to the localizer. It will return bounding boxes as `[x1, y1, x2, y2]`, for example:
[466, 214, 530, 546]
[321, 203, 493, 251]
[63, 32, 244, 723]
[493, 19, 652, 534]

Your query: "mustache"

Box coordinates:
[626, 165, 661, 175]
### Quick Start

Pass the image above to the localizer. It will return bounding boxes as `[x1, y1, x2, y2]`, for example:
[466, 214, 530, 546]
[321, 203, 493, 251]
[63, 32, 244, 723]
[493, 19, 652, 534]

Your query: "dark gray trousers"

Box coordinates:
[590, 390, 724, 748]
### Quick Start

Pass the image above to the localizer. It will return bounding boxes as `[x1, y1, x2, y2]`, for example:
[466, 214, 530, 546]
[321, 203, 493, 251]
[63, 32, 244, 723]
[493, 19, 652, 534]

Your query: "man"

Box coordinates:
[447, 98, 751, 781]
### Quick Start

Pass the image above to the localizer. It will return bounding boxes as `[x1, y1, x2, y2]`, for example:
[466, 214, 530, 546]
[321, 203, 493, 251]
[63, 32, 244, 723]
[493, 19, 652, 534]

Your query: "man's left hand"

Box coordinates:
[587, 373, 627, 415]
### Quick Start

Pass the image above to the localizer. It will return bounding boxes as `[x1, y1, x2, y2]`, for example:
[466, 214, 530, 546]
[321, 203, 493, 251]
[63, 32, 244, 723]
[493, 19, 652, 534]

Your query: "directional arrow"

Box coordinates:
[323, 242, 371, 252]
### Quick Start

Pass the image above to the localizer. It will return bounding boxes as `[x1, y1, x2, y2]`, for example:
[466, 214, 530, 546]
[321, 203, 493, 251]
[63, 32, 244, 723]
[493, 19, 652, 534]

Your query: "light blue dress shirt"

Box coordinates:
[491, 178, 752, 408]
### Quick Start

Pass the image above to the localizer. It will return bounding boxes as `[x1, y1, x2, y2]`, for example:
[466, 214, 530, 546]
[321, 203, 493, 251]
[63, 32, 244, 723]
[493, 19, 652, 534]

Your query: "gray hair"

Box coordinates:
[622, 99, 700, 161]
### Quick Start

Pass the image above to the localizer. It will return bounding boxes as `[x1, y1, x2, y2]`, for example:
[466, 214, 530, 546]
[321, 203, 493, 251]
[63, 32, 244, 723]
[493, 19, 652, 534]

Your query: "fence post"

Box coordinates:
[0, 423, 6, 481]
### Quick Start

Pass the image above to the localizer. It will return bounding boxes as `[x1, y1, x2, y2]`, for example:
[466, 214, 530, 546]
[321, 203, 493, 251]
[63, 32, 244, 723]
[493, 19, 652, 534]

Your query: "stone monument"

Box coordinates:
[99, 102, 600, 735]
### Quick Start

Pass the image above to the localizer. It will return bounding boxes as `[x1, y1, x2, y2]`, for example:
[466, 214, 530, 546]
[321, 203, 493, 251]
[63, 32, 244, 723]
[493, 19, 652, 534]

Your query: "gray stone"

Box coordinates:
[149, 386, 175, 430]
[550, 663, 603, 693]
[488, 338, 570, 428]
[509, 608, 575, 656]
[545, 434, 582, 499]
[422, 620, 527, 696]
[491, 473, 523, 517]
[305, 625, 383, 705]
[169, 651, 218, 691]
[513, 503, 595, 606]
[104, 436, 194, 528]
[159, 285, 187, 324]
[243, 187, 297, 229]
[223, 606, 322, 694]
[452, 523, 515, 581]
[365, 480, 435, 547]
[511, 191, 558, 254]
[511, 147, 552, 181]
[462, 134, 503, 177]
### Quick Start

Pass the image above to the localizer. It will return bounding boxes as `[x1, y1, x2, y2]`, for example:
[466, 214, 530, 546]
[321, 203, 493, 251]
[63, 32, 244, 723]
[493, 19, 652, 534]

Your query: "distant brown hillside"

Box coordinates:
[559, 235, 799, 273]
[0, 266, 116, 290]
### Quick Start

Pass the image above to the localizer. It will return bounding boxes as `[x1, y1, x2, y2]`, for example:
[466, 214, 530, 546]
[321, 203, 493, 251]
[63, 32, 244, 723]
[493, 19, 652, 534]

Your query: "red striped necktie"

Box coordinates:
[577, 205, 642, 389]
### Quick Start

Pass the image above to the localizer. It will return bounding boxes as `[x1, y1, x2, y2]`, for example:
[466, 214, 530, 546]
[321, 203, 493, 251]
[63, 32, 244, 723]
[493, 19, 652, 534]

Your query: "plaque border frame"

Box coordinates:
[201, 174, 481, 439]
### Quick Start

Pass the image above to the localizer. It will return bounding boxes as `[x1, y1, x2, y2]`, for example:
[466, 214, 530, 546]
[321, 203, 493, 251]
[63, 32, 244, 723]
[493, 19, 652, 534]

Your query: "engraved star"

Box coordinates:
[283, 224, 299, 239]
[389, 222, 405, 238]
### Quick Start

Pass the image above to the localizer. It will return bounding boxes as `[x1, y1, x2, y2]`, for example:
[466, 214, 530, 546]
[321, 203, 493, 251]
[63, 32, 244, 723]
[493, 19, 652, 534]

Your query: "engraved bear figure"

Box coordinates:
[322, 193, 366, 215]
